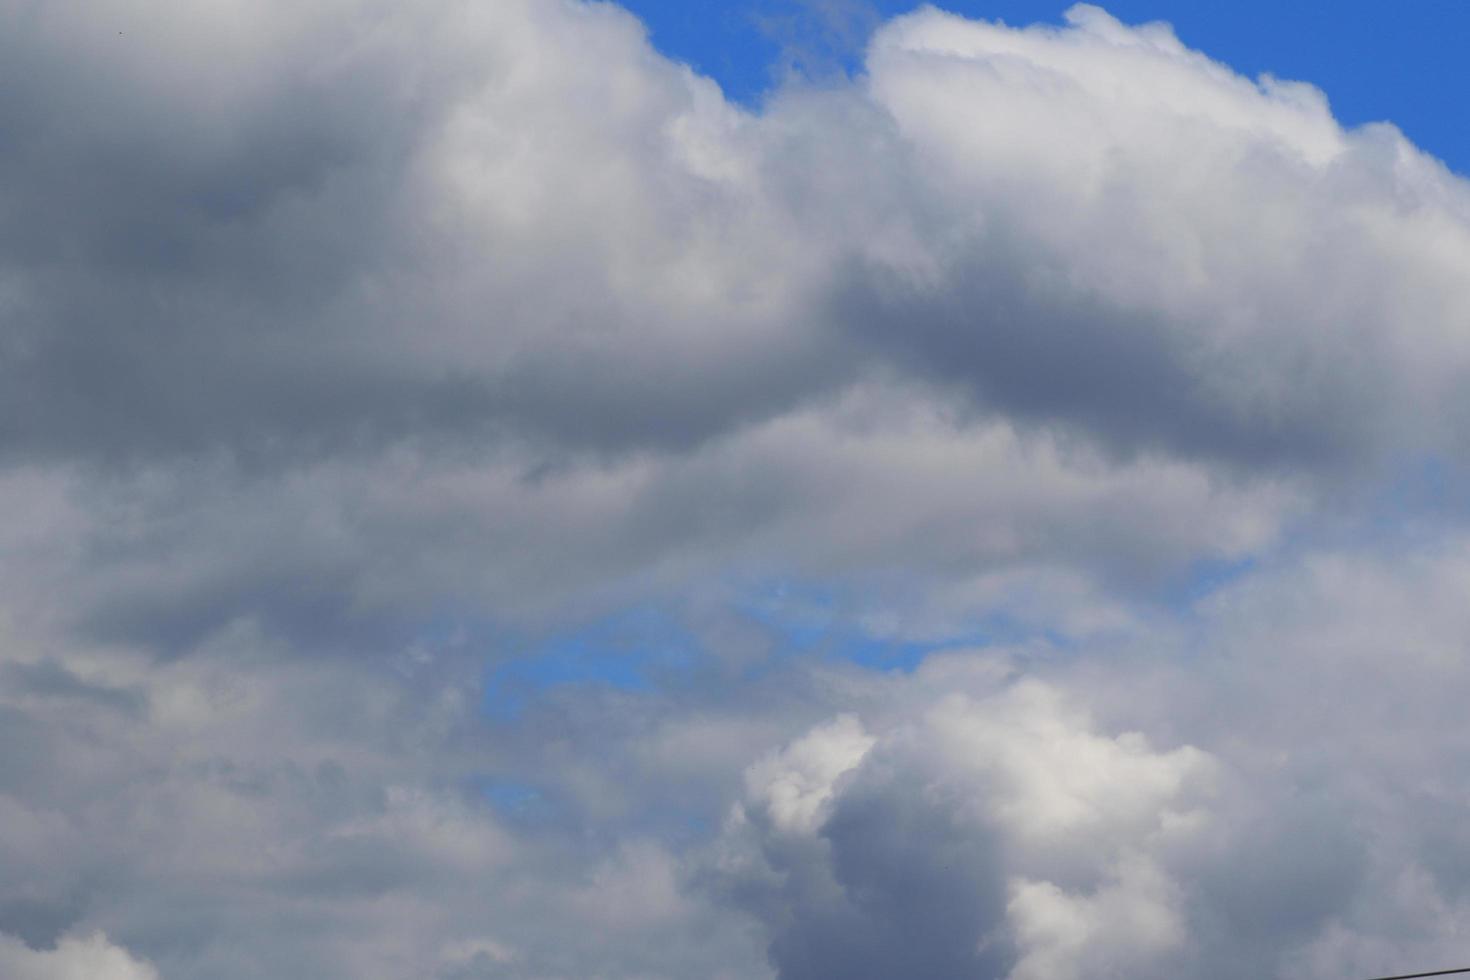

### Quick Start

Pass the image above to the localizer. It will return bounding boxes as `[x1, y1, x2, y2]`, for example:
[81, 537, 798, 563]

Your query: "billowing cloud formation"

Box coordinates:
[1, 0, 1468, 977]
[854, 6, 1470, 467]
[702, 533, 1470, 980]
[4, 0, 1469, 472]
[718, 681, 1212, 979]
[3, 0, 1467, 634]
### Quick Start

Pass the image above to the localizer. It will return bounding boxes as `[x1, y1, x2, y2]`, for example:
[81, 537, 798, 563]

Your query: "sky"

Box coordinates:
[1, 1, 1470, 978]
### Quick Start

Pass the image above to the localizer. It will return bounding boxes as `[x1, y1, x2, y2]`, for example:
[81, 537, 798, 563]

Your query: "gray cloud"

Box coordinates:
[1, 1, 1468, 977]
[2, 1, 1467, 473]
[2, 528, 1470, 977]
[0, 399, 1293, 655]
[695, 537, 1470, 979]
[0, 0, 1461, 659]
[0, 617, 775, 979]
[835, 5, 1470, 470]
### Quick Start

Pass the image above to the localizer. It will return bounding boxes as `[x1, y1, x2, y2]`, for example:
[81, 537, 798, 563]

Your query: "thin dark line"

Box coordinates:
[1361, 969, 1470, 980]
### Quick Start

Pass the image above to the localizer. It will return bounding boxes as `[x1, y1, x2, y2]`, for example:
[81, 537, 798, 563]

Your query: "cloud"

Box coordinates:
[2, 526, 1469, 978]
[693, 535, 1470, 979]
[0, 0, 1464, 645]
[842, 4, 1470, 469]
[0, 931, 158, 980]
[742, 713, 874, 835]
[0, 393, 1295, 657]
[0, 1, 1467, 978]
[2, 0, 1467, 475]
[0, 617, 772, 980]
[711, 677, 1213, 979]
[0, 0, 1462, 651]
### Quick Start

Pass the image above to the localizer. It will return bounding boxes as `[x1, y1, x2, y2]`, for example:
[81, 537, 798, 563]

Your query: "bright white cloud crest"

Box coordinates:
[0, 0, 1467, 977]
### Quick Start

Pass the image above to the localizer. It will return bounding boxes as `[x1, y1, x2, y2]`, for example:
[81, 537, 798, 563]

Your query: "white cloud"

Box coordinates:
[1007, 855, 1186, 980]
[0, 932, 158, 980]
[714, 676, 1214, 979]
[850, 4, 1470, 467]
[923, 681, 1213, 851]
[743, 714, 874, 835]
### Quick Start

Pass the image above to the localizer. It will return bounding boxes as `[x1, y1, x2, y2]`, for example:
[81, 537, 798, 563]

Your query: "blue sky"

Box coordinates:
[622, 0, 1470, 174]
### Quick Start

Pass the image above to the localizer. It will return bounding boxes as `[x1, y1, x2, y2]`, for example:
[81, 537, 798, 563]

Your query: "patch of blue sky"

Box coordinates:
[481, 605, 703, 720]
[478, 777, 545, 816]
[478, 579, 1076, 722]
[618, 0, 1469, 175]
[735, 578, 1073, 671]
[479, 770, 716, 843]
[734, 578, 848, 650]
[1161, 555, 1260, 610]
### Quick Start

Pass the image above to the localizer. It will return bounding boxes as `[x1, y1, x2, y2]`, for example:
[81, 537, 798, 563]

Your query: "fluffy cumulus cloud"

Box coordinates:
[702, 550, 1470, 980]
[1, 0, 1468, 976]
[713, 680, 1212, 979]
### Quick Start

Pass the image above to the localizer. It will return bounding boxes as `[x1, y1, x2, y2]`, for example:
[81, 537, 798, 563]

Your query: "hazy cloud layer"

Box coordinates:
[1, 0, 1468, 977]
